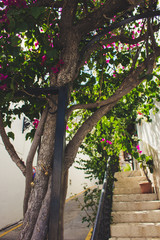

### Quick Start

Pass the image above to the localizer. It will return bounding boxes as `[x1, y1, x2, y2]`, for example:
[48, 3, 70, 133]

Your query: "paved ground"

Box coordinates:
[0, 193, 91, 240]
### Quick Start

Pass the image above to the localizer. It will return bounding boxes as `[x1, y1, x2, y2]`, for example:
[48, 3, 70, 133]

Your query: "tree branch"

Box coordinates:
[76, 0, 132, 35]
[60, 0, 78, 33]
[65, 48, 160, 169]
[0, 112, 26, 176]
[78, 10, 160, 65]
[23, 106, 49, 215]
[31, 175, 52, 240]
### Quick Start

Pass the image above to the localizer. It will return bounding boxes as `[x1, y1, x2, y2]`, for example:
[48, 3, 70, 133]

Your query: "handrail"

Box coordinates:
[91, 159, 109, 240]
[91, 156, 119, 240]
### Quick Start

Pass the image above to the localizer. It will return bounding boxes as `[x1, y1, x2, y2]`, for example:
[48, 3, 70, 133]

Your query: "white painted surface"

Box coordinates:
[0, 116, 30, 229]
[137, 101, 160, 153]
[137, 101, 160, 198]
[67, 152, 96, 199]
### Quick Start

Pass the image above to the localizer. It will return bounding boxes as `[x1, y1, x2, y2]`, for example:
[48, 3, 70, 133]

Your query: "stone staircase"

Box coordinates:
[109, 170, 160, 240]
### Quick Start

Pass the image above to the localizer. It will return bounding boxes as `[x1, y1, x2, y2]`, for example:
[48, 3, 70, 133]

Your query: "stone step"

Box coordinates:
[113, 193, 157, 202]
[114, 186, 142, 195]
[114, 170, 142, 179]
[112, 200, 160, 211]
[109, 238, 160, 240]
[112, 210, 160, 223]
[110, 223, 160, 238]
[114, 176, 147, 187]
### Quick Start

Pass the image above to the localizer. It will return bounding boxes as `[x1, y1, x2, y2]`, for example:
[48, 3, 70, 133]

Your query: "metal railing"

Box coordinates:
[91, 156, 119, 240]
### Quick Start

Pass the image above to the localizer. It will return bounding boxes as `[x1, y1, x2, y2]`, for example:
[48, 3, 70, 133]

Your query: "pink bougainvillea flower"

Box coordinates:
[66, 125, 69, 131]
[139, 151, 142, 154]
[51, 59, 64, 74]
[58, 59, 64, 65]
[138, 111, 142, 115]
[51, 67, 59, 74]
[100, 138, 105, 142]
[0, 84, 7, 90]
[136, 145, 140, 150]
[34, 40, 39, 47]
[2, 0, 27, 8]
[106, 59, 110, 63]
[49, 42, 54, 48]
[106, 140, 112, 144]
[33, 119, 39, 129]
[0, 73, 8, 80]
[40, 27, 44, 32]
[41, 55, 47, 65]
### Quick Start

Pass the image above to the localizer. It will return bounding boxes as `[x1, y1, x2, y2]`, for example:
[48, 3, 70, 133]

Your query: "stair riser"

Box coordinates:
[112, 210, 160, 223]
[111, 223, 160, 237]
[113, 194, 157, 202]
[114, 170, 141, 178]
[114, 187, 141, 195]
[112, 201, 160, 211]
[114, 176, 147, 186]
[109, 238, 160, 240]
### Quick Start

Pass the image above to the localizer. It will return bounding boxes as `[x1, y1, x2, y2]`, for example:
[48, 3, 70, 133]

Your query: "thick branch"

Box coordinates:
[79, 11, 160, 65]
[65, 48, 160, 169]
[31, 176, 52, 240]
[77, 0, 133, 35]
[0, 112, 26, 176]
[78, 33, 145, 69]
[68, 49, 158, 118]
[23, 106, 49, 215]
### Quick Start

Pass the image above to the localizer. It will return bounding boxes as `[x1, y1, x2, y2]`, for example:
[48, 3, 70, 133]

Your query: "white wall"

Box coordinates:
[67, 153, 96, 198]
[0, 116, 31, 229]
[137, 101, 160, 198]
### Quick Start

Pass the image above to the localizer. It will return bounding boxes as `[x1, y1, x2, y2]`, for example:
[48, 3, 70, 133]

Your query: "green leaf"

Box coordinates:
[30, 7, 45, 19]
[11, 36, 21, 47]
[46, 49, 58, 59]
[7, 132, 15, 140]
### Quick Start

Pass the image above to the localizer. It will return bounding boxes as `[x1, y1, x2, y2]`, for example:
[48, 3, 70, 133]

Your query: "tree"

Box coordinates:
[76, 80, 159, 182]
[0, 0, 160, 239]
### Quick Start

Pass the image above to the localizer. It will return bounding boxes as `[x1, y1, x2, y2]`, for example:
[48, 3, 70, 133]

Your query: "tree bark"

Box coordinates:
[19, 97, 58, 240]
[31, 176, 52, 240]
[23, 106, 49, 215]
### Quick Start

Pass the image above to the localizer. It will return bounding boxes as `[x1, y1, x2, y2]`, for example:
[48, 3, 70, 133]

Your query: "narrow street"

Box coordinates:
[0, 192, 91, 240]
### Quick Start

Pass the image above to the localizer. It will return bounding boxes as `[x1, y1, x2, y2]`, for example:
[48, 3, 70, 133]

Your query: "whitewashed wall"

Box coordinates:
[67, 152, 96, 198]
[137, 101, 160, 198]
[0, 116, 30, 229]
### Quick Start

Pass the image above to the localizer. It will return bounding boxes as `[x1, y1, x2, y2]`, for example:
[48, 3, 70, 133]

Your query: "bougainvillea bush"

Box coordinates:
[0, 1, 160, 239]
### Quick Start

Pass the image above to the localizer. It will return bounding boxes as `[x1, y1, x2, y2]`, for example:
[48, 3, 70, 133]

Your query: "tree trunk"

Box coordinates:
[19, 98, 58, 240]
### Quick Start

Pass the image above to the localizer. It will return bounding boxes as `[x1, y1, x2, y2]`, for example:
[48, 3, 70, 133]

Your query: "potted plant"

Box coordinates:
[138, 154, 153, 193]
[132, 146, 154, 193]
